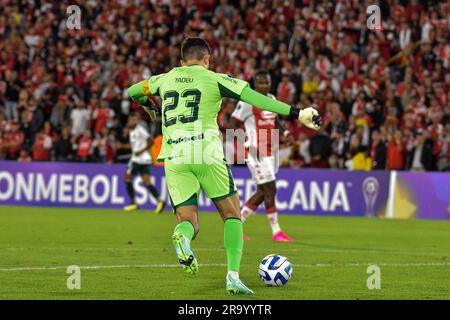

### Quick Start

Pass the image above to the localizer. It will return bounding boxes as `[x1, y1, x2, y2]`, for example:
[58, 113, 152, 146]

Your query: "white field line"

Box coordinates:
[2, 246, 450, 256]
[1, 262, 449, 272]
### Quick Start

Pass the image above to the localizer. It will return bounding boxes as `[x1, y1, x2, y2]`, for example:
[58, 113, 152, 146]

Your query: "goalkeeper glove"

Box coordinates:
[298, 106, 322, 131]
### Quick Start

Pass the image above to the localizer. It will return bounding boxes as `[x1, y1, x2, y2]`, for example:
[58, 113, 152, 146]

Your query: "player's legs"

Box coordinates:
[194, 160, 253, 294]
[246, 185, 266, 206]
[263, 180, 293, 242]
[172, 204, 199, 275]
[141, 172, 166, 214]
[124, 163, 139, 211]
[241, 155, 292, 241]
[240, 185, 265, 222]
[240, 155, 271, 222]
[240, 184, 266, 241]
[165, 159, 201, 275]
[214, 194, 253, 295]
[175, 205, 200, 236]
[214, 194, 241, 274]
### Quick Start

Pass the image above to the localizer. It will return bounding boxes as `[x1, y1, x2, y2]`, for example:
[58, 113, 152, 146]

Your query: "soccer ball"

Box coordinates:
[258, 254, 293, 286]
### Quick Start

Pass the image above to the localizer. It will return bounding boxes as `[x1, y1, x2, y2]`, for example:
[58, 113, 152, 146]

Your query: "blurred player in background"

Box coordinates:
[127, 38, 321, 294]
[231, 70, 294, 242]
[123, 113, 166, 214]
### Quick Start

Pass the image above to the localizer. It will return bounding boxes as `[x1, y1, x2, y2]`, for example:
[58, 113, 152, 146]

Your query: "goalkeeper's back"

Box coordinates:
[147, 64, 250, 162]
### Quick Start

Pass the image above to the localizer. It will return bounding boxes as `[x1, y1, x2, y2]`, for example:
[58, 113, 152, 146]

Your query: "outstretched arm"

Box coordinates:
[239, 86, 322, 130]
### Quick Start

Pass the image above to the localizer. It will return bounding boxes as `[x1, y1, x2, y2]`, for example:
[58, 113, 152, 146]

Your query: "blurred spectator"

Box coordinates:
[94, 128, 116, 164]
[4, 71, 21, 120]
[32, 132, 52, 161]
[407, 131, 434, 171]
[50, 96, 71, 131]
[297, 132, 311, 166]
[18, 149, 32, 162]
[115, 127, 132, 164]
[4, 121, 24, 160]
[284, 143, 300, 168]
[399, 21, 412, 50]
[277, 74, 296, 104]
[436, 124, 450, 171]
[93, 101, 115, 134]
[54, 127, 73, 162]
[19, 109, 32, 149]
[29, 102, 45, 142]
[387, 131, 406, 170]
[214, 0, 234, 20]
[309, 127, 332, 168]
[301, 69, 320, 96]
[70, 102, 91, 137]
[370, 130, 387, 170]
[331, 123, 349, 168]
[346, 146, 372, 171]
[75, 131, 94, 162]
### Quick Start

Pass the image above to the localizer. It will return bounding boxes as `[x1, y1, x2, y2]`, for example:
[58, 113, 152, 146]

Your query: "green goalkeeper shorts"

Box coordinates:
[164, 157, 237, 210]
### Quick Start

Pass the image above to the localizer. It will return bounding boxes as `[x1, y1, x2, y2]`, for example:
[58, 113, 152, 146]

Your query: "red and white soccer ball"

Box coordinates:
[258, 254, 293, 286]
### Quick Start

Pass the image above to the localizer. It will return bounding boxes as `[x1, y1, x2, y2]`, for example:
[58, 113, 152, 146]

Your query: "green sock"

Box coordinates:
[224, 218, 243, 273]
[174, 221, 195, 240]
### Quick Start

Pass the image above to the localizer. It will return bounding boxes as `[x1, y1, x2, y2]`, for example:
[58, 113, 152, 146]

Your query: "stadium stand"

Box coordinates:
[0, 0, 448, 171]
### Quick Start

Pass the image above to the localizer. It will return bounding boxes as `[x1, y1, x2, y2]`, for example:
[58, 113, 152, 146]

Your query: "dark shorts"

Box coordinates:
[127, 161, 152, 176]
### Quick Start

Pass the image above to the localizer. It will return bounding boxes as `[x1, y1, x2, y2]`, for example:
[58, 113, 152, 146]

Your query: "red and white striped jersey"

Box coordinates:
[232, 93, 278, 157]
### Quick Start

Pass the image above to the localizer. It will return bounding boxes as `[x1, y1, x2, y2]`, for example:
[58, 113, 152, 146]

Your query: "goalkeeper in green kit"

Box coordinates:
[128, 38, 322, 294]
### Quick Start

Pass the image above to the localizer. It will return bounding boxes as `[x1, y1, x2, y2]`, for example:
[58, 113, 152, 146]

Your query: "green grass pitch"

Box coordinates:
[0, 205, 449, 300]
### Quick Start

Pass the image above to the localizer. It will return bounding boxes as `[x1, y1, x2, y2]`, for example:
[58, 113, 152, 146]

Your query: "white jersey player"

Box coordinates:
[123, 113, 165, 214]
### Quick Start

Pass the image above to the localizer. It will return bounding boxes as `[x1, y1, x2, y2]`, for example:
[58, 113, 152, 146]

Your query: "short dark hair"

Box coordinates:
[254, 69, 271, 80]
[181, 37, 211, 61]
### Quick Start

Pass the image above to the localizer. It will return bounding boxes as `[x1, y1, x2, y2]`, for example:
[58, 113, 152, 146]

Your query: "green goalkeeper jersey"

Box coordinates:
[146, 65, 249, 163]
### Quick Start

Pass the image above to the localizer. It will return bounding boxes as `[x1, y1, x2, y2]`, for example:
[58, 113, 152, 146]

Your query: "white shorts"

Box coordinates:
[246, 155, 278, 185]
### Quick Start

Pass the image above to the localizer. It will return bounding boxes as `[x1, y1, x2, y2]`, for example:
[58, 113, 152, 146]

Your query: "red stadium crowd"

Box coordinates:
[0, 0, 449, 171]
